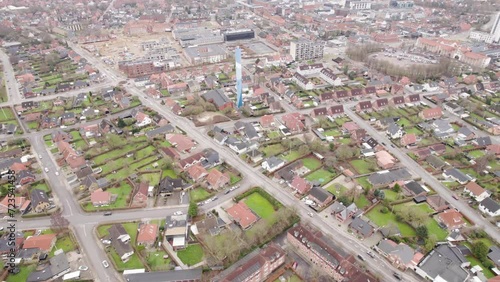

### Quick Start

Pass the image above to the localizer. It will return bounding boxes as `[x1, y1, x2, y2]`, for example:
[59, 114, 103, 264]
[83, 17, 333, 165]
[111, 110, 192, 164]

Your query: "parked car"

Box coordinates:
[367, 251, 375, 258]
[224, 189, 231, 195]
[103, 212, 112, 216]
[393, 272, 402, 280]
[357, 254, 365, 261]
[55, 171, 59, 176]
[173, 211, 183, 216]
[102, 260, 109, 268]
[44, 167, 49, 173]
[452, 194, 459, 200]
[308, 212, 314, 217]
[78, 266, 89, 271]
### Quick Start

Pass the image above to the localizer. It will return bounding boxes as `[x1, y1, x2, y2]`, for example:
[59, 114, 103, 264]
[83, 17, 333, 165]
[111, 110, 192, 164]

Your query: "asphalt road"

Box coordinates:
[344, 107, 500, 243]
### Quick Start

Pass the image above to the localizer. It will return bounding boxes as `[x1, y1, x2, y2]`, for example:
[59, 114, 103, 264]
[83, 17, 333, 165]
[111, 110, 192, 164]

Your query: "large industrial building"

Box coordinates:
[289, 40, 325, 61]
[184, 44, 228, 65]
[172, 26, 224, 47]
[224, 29, 255, 42]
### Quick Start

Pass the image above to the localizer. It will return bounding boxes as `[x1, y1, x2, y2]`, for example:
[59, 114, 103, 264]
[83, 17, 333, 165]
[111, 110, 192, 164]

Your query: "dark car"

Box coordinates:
[104, 212, 112, 216]
[393, 272, 402, 280]
[39, 253, 48, 261]
[357, 254, 365, 261]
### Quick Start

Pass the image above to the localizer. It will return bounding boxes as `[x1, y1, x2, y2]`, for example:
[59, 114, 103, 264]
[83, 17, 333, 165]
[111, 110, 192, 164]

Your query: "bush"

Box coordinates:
[380, 207, 389, 214]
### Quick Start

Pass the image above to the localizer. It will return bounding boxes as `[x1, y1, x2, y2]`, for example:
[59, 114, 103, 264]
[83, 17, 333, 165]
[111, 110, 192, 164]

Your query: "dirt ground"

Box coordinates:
[193, 112, 231, 126]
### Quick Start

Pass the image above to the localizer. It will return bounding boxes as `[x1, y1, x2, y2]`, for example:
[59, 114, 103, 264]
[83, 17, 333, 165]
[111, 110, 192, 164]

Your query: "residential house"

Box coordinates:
[23, 234, 57, 252]
[474, 136, 493, 147]
[260, 115, 275, 128]
[320, 68, 342, 86]
[290, 176, 311, 195]
[192, 214, 226, 236]
[335, 90, 349, 100]
[415, 243, 469, 282]
[166, 134, 195, 153]
[391, 96, 406, 107]
[161, 147, 181, 161]
[308, 187, 334, 207]
[427, 195, 450, 212]
[419, 107, 443, 120]
[319, 92, 335, 103]
[386, 123, 404, 139]
[123, 269, 202, 282]
[109, 224, 134, 262]
[165, 214, 189, 250]
[443, 168, 472, 184]
[486, 144, 500, 158]
[479, 197, 500, 217]
[137, 224, 158, 247]
[30, 189, 50, 213]
[90, 189, 112, 207]
[201, 89, 233, 111]
[375, 150, 397, 169]
[330, 105, 344, 116]
[26, 253, 70, 282]
[281, 113, 305, 133]
[349, 217, 374, 238]
[0, 196, 29, 214]
[331, 202, 358, 222]
[376, 239, 423, 270]
[456, 127, 476, 142]
[216, 243, 286, 282]
[293, 72, 314, 90]
[134, 111, 152, 127]
[357, 101, 372, 111]
[403, 181, 427, 197]
[158, 177, 185, 197]
[426, 155, 446, 171]
[60, 112, 76, 125]
[438, 209, 466, 230]
[429, 143, 446, 155]
[373, 98, 389, 110]
[226, 201, 259, 230]
[351, 129, 367, 144]
[261, 156, 285, 173]
[351, 88, 364, 97]
[187, 164, 208, 182]
[16, 170, 35, 185]
[487, 246, 500, 268]
[464, 182, 490, 202]
[206, 169, 230, 189]
[400, 133, 417, 147]
[368, 168, 412, 188]
[132, 182, 149, 208]
[311, 107, 329, 119]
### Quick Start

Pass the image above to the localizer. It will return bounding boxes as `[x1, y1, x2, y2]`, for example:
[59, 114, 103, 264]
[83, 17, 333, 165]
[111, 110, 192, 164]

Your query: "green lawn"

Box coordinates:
[140, 173, 161, 186]
[355, 176, 372, 189]
[354, 194, 371, 209]
[281, 151, 302, 162]
[31, 182, 50, 193]
[70, 130, 82, 141]
[326, 183, 348, 196]
[244, 192, 275, 220]
[229, 173, 241, 184]
[261, 144, 285, 156]
[384, 190, 400, 202]
[97, 225, 110, 238]
[468, 150, 485, 159]
[6, 265, 36, 282]
[426, 219, 448, 241]
[50, 233, 77, 256]
[302, 157, 322, 170]
[122, 222, 139, 244]
[109, 249, 144, 271]
[405, 127, 424, 135]
[162, 169, 177, 179]
[146, 250, 171, 271]
[177, 244, 204, 266]
[305, 169, 336, 184]
[190, 188, 212, 202]
[83, 182, 133, 211]
[350, 159, 373, 174]
[267, 131, 281, 139]
[0, 107, 15, 121]
[467, 256, 495, 278]
[323, 129, 342, 137]
[397, 118, 412, 127]
[393, 203, 434, 214]
[365, 204, 416, 237]
[338, 138, 352, 144]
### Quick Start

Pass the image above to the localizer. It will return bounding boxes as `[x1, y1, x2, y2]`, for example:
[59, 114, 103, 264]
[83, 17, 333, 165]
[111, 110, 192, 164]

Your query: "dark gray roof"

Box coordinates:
[30, 189, 49, 207]
[264, 156, 284, 169]
[488, 246, 500, 266]
[158, 177, 185, 194]
[480, 197, 500, 213]
[27, 253, 69, 282]
[368, 168, 411, 186]
[387, 123, 401, 135]
[377, 240, 414, 265]
[309, 187, 331, 203]
[0, 157, 21, 171]
[443, 168, 471, 183]
[124, 268, 202, 282]
[418, 244, 469, 282]
[475, 136, 492, 146]
[349, 217, 373, 237]
[145, 124, 175, 138]
[405, 181, 426, 195]
[202, 89, 230, 107]
[426, 155, 446, 168]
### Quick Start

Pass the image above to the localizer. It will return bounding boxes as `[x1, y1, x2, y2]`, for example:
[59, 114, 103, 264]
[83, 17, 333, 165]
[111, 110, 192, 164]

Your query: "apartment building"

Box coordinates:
[289, 40, 325, 61]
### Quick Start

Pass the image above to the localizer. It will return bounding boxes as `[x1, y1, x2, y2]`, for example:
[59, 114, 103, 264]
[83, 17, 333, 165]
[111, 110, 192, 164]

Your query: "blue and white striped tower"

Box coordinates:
[235, 47, 243, 108]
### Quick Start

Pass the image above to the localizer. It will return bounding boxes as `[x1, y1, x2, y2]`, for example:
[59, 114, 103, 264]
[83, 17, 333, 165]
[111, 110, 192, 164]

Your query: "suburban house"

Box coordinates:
[192, 214, 226, 236]
[293, 72, 314, 90]
[415, 243, 469, 282]
[280, 113, 305, 133]
[166, 134, 196, 153]
[376, 239, 423, 270]
[357, 101, 372, 111]
[368, 169, 412, 188]
[403, 181, 427, 197]
[131, 182, 149, 208]
[479, 197, 500, 217]
[216, 243, 286, 282]
[187, 164, 208, 182]
[23, 234, 57, 252]
[443, 168, 472, 184]
[348, 217, 374, 238]
[0, 196, 29, 214]
[157, 177, 185, 197]
[463, 181, 490, 202]
[426, 195, 450, 212]
[386, 123, 404, 139]
[331, 202, 358, 222]
[16, 170, 35, 185]
[133, 111, 152, 127]
[179, 152, 205, 170]
[260, 115, 275, 128]
[437, 209, 466, 230]
[26, 253, 70, 282]
[330, 105, 344, 116]
[261, 157, 285, 173]
[308, 187, 334, 207]
[226, 201, 258, 230]
[419, 107, 443, 120]
[30, 189, 50, 213]
[400, 133, 417, 147]
[90, 189, 113, 207]
[290, 176, 312, 195]
[426, 155, 446, 171]
[287, 225, 376, 281]
[206, 169, 230, 189]
[164, 214, 189, 250]
[137, 223, 158, 247]
[375, 150, 397, 169]
[201, 89, 233, 111]
[109, 224, 134, 262]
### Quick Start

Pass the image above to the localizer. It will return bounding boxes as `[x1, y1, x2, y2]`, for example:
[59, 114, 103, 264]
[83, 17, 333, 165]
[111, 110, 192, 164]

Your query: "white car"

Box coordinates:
[38, 154, 42, 159]
[78, 266, 89, 271]
[102, 260, 109, 268]
[308, 212, 314, 217]
[44, 167, 49, 173]
[55, 171, 59, 176]
[173, 211, 183, 216]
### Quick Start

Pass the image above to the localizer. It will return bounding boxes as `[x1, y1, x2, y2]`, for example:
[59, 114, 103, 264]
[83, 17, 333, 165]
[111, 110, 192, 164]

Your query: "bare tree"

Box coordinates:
[50, 210, 69, 235]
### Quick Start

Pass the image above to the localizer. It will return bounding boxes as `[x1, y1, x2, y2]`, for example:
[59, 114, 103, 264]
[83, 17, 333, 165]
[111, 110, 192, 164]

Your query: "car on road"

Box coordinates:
[452, 194, 459, 200]
[173, 211, 183, 216]
[393, 272, 402, 280]
[102, 260, 109, 268]
[44, 167, 49, 173]
[197, 202, 204, 206]
[103, 212, 112, 216]
[101, 239, 111, 245]
[78, 266, 89, 271]
[55, 171, 59, 176]
[366, 251, 375, 258]
[357, 254, 365, 261]
[38, 154, 42, 159]
[381, 142, 386, 146]
[211, 196, 218, 201]
[308, 212, 314, 217]
[0, 227, 3, 231]
[224, 189, 231, 195]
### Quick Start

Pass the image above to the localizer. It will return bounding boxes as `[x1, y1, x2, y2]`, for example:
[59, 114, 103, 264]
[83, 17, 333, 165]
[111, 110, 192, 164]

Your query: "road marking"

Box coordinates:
[83, 228, 87, 237]
[66, 200, 73, 216]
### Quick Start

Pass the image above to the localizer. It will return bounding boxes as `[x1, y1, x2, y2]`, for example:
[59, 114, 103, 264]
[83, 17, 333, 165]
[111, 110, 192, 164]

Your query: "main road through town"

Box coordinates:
[68, 42, 416, 282]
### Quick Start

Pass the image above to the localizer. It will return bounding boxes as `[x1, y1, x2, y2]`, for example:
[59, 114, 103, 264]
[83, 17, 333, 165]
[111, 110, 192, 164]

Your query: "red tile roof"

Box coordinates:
[23, 234, 56, 251]
[137, 224, 158, 244]
[226, 202, 258, 229]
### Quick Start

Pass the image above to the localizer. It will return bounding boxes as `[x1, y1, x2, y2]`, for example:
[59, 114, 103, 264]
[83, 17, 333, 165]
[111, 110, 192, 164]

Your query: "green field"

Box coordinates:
[302, 157, 322, 170]
[177, 244, 204, 266]
[305, 169, 336, 184]
[0, 107, 15, 121]
[350, 159, 373, 174]
[356, 176, 372, 189]
[397, 118, 412, 127]
[323, 129, 342, 137]
[83, 182, 133, 211]
[281, 151, 302, 162]
[189, 188, 212, 202]
[50, 233, 77, 257]
[354, 194, 371, 209]
[384, 190, 400, 202]
[405, 127, 424, 135]
[467, 256, 495, 278]
[109, 249, 144, 271]
[426, 219, 449, 241]
[146, 250, 172, 271]
[31, 182, 51, 193]
[6, 265, 36, 282]
[468, 150, 485, 159]
[325, 183, 348, 196]
[261, 144, 285, 156]
[393, 203, 434, 214]
[244, 192, 275, 220]
[366, 204, 416, 237]
[140, 172, 161, 186]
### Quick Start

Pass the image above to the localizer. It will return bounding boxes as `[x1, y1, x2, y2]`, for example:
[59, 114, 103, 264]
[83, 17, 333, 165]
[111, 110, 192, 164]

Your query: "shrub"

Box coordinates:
[380, 207, 389, 214]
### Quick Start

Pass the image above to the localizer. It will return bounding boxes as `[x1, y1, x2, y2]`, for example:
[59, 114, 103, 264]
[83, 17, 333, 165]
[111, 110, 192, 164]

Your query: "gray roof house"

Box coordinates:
[27, 252, 70, 282]
[376, 239, 415, 270]
[348, 217, 374, 238]
[201, 89, 232, 110]
[368, 168, 412, 187]
[415, 243, 469, 282]
[261, 156, 285, 173]
[443, 168, 472, 184]
[109, 224, 134, 262]
[479, 197, 500, 217]
[488, 246, 500, 267]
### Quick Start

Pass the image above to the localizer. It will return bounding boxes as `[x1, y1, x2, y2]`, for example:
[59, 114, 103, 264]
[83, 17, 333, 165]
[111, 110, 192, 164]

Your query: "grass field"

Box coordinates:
[325, 183, 348, 196]
[177, 244, 204, 266]
[393, 203, 434, 214]
[261, 144, 285, 157]
[350, 159, 374, 174]
[354, 194, 371, 209]
[397, 118, 412, 127]
[426, 219, 448, 241]
[281, 151, 302, 162]
[323, 129, 342, 137]
[467, 256, 495, 278]
[356, 176, 372, 189]
[50, 233, 77, 257]
[366, 204, 416, 237]
[146, 250, 172, 271]
[302, 157, 322, 170]
[244, 192, 275, 220]
[109, 249, 144, 271]
[305, 169, 336, 184]
[190, 188, 212, 202]
[0, 107, 15, 121]
[384, 190, 400, 202]
[468, 150, 485, 159]
[84, 182, 133, 211]
[405, 127, 424, 136]
[6, 265, 36, 282]
[31, 182, 51, 193]
[140, 172, 161, 186]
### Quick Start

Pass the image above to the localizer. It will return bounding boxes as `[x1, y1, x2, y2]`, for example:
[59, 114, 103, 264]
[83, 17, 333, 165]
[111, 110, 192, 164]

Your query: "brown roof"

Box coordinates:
[187, 164, 208, 180]
[291, 176, 311, 194]
[23, 234, 56, 251]
[206, 169, 230, 187]
[90, 189, 111, 204]
[226, 202, 258, 229]
[137, 224, 158, 243]
[464, 182, 486, 197]
[438, 209, 465, 229]
[401, 133, 417, 146]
